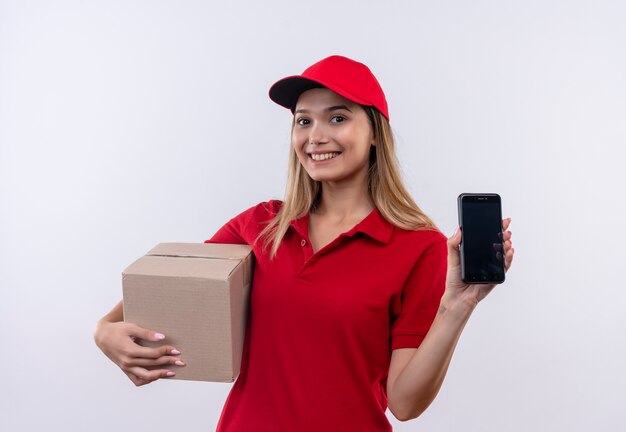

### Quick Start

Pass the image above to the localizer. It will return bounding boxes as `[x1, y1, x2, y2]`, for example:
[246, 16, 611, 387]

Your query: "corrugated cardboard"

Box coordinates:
[122, 242, 253, 382]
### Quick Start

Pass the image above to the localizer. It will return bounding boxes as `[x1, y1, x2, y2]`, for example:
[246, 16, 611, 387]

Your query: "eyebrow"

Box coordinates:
[294, 105, 353, 114]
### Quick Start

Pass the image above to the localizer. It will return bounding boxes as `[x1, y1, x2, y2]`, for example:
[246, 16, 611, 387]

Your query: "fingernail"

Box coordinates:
[170, 349, 181, 355]
[175, 360, 185, 366]
[166, 371, 175, 377]
[154, 333, 165, 340]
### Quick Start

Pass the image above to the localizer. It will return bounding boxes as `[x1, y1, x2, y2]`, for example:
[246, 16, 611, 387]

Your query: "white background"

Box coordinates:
[1, 1, 625, 431]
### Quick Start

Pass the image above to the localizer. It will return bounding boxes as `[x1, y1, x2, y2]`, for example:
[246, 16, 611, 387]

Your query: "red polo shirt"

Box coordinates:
[205, 200, 447, 431]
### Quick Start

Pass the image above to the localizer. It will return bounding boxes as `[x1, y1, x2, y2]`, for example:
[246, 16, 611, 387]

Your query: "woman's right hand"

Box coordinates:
[93, 320, 185, 387]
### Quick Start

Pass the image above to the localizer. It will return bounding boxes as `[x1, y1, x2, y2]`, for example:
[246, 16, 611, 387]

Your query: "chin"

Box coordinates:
[309, 173, 352, 183]
[307, 173, 331, 182]
[304, 171, 333, 182]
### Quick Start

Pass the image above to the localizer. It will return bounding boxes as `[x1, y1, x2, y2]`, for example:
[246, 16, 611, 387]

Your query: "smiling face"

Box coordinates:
[291, 88, 375, 186]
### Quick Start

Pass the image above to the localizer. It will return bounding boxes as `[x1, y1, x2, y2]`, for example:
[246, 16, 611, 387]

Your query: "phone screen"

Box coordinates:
[459, 194, 505, 284]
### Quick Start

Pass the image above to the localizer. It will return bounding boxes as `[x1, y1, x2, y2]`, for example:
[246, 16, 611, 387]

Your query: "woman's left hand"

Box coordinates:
[443, 218, 515, 311]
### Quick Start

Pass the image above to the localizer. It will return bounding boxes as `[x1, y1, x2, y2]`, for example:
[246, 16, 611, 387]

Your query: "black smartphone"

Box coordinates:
[457, 193, 505, 284]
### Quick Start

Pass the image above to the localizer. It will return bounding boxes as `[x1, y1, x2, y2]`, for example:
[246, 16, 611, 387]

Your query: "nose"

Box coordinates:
[308, 121, 328, 146]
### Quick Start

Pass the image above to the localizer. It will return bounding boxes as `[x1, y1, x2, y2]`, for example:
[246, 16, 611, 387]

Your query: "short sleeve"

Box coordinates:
[204, 200, 277, 246]
[205, 215, 249, 245]
[390, 236, 448, 350]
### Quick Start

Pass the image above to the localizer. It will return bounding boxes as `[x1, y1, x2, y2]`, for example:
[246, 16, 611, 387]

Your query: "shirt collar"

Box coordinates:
[289, 206, 394, 244]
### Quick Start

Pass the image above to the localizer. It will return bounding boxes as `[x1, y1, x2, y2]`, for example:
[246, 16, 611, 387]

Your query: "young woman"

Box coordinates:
[94, 55, 515, 431]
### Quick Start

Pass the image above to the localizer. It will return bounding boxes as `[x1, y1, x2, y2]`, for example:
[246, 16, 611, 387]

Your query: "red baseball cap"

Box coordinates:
[268, 55, 390, 121]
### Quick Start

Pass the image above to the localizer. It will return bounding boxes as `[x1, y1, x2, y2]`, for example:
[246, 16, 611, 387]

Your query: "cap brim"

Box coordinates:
[269, 75, 377, 116]
[269, 76, 327, 112]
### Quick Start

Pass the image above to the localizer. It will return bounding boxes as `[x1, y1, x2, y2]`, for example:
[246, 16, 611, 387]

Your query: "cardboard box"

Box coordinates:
[122, 242, 253, 382]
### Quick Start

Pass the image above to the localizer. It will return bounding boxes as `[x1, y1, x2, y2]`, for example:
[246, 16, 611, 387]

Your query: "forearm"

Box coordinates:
[93, 300, 123, 349]
[98, 299, 124, 324]
[391, 295, 474, 420]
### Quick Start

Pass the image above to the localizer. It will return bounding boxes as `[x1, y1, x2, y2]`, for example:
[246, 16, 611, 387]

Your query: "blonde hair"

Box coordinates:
[253, 105, 441, 261]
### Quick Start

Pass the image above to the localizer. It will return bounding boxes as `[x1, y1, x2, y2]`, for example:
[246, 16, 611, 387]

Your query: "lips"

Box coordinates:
[308, 152, 342, 162]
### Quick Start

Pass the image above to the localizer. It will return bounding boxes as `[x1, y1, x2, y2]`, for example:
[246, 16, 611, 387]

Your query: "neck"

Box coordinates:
[314, 175, 374, 221]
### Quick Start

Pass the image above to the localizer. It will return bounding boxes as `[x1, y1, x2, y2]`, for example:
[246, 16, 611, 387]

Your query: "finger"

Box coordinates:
[505, 247, 515, 271]
[447, 226, 462, 267]
[123, 370, 144, 386]
[126, 323, 167, 343]
[502, 241, 512, 268]
[128, 366, 175, 384]
[125, 368, 155, 387]
[502, 217, 512, 231]
[128, 344, 181, 360]
[129, 355, 185, 368]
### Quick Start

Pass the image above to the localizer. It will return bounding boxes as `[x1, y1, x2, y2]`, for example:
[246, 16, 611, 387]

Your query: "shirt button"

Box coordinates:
[301, 239, 307, 246]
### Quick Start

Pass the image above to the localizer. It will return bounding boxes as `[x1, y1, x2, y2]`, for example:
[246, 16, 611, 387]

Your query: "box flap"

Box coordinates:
[123, 256, 240, 280]
[147, 243, 252, 260]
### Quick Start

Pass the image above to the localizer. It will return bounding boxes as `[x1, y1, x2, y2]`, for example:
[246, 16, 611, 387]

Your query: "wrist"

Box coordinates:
[93, 318, 114, 347]
[439, 293, 475, 322]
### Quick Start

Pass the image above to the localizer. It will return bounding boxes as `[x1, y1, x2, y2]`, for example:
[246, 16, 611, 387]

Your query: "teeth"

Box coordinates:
[310, 152, 340, 161]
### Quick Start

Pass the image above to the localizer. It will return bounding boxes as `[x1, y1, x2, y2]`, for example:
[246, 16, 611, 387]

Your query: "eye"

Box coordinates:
[296, 117, 310, 126]
[331, 115, 345, 123]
